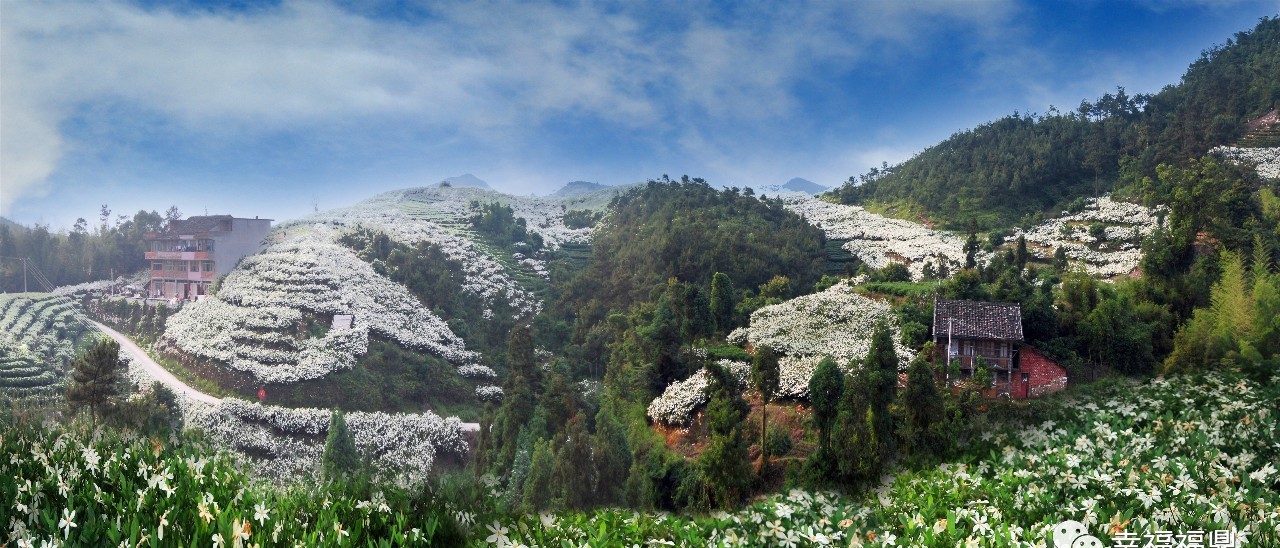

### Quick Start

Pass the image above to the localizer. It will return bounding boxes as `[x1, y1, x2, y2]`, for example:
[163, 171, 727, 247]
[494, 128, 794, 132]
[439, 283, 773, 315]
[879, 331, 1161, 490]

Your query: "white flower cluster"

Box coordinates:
[780, 194, 979, 281]
[1212, 146, 1280, 179]
[646, 360, 750, 426]
[52, 270, 150, 296]
[188, 398, 467, 487]
[731, 283, 914, 370]
[164, 225, 475, 383]
[1012, 195, 1165, 278]
[475, 384, 504, 402]
[383, 185, 602, 250]
[285, 203, 543, 318]
[457, 364, 497, 379]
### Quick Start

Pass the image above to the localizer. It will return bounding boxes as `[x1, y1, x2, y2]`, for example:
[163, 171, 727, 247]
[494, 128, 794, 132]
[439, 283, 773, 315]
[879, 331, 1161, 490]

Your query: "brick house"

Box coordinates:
[144, 215, 272, 300]
[932, 298, 1067, 399]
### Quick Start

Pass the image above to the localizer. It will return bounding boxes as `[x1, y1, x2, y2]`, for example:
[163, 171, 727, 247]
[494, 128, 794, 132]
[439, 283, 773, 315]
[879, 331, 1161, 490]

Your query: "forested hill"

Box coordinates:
[836, 15, 1280, 230]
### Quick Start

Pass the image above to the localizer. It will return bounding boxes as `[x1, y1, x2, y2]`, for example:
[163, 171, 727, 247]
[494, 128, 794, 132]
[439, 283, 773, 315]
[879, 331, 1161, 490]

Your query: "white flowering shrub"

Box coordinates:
[457, 364, 497, 379]
[475, 385, 504, 402]
[163, 225, 476, 383]
[781, 193, 979, 280]
[1011, 195, 1165, 278]
[737, 283, 914, 368]
[0, 293, 95, 371]
[1212, 146, 1280, 179]
[188, 398, 467, 487]
[647, 360, 750, 425]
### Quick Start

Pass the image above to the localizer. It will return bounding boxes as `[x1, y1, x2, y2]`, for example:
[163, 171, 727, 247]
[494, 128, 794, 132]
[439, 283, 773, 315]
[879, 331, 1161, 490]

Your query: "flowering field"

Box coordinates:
[185, 398, 468, 487]
[728, 282, 913, 397]
[163, 224, 484, 384]
[1213, 146, 1280, 179]
[782, 192, 1166, 279]
[1, 419, 463, 547]
[501, 372, 1280, 546]
[0, 293, 96, 369]
[781, 194, 977, 280]
[1011, 196, 1166, 278]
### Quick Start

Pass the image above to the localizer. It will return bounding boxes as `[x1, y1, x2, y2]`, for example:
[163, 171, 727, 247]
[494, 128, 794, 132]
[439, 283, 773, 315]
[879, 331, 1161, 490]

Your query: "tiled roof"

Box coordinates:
[168, 215, 233, 234]
[933, 298, 1024, 341]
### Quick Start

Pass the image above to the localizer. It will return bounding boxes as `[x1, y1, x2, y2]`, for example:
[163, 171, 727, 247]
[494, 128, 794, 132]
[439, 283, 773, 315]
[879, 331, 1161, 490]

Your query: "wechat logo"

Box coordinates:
[1052, 520, 1102, 548]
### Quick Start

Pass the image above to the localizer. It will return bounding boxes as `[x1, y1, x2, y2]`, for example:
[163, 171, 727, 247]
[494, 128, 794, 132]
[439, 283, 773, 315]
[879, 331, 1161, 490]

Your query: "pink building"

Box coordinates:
[143, 215, 272, 300]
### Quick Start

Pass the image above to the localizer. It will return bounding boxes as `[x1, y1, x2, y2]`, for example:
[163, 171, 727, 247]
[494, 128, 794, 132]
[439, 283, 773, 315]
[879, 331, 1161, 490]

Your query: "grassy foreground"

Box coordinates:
[3, 370, 1278, 546]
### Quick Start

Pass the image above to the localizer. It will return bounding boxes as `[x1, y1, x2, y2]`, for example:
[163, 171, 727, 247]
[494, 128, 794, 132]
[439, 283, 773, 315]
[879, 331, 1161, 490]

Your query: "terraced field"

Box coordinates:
[0, 293, 99, 399]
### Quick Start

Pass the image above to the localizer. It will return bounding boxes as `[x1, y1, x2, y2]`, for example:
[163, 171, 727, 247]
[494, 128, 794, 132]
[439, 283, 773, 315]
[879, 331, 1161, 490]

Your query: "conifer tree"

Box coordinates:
[709, 272, 736, 334]
[900, 344, 944, 455]
[65, 338, 124, 429]
[750, 345, 780, 458]
[522, 438, 555, 512]
[865, 320, 899, 456]
[698, 361, 751, 508]
[322, 409, 361, 481]
[807, 356, 843, 455]
[553, 412, 594, 509]
[591, 403, 632, 506]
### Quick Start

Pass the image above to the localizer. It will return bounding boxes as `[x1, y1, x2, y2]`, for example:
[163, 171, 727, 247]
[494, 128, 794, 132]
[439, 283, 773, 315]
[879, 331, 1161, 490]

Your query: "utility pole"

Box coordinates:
[22, 258, 27, 293]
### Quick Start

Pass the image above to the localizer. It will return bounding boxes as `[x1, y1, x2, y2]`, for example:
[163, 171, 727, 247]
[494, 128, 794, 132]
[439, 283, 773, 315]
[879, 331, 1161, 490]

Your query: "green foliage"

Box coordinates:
[522, 438, 556, 512]
[864, 321, 898, 457]
[830, 370, 879, 487]
[65, 338, 123, 428]
[763, 425, 792, 457]
[709, 272, 737, 334]
[751, 345, 781, 458]
[0, 208, 168, 293]
[469, 201, 544, 251]
[563, 209, 604, 229]
[697, 361, 752, 509]
[899, 344, 945, 457]
[321, 409, 362, 481]
[836, 17, 1280, 229]
[553, 412, 595, 509]
[557, 176, 827, 338]
[339, 228, 517, 359]
[1165, 250, 1280, 379]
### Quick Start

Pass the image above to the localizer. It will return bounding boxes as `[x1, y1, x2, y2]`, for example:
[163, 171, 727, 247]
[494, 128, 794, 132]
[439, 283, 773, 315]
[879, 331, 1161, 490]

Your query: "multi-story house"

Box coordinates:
[143, 215, 272, 300]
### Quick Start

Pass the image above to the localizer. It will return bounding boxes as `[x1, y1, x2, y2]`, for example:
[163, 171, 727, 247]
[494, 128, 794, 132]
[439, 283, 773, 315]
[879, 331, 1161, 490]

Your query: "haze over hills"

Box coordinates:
[552, 181, 610, 197]
[441, 173, 492, 189]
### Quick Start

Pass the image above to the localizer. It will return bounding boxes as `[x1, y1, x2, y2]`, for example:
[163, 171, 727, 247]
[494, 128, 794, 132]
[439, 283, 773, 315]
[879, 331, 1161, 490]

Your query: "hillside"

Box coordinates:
[442, 173, 492, 189]
[552, 180, 610, 197]
[836, 16, 1280, 230]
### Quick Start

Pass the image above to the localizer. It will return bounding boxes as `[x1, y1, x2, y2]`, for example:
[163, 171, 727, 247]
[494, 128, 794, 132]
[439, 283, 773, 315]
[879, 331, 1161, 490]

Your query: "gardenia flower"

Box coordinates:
[254, 502, 271, 525]
[58, 508, 77, 539]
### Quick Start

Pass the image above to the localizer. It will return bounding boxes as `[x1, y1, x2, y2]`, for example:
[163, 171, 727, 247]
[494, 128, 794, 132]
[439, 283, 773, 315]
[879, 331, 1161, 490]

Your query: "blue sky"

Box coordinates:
[1, 0, 1275, 229]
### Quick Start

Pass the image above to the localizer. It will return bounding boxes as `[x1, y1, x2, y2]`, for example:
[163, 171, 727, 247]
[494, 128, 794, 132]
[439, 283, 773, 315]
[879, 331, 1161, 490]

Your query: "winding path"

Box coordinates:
[91, 320, 222, 406]
[90, 320, 481, 431]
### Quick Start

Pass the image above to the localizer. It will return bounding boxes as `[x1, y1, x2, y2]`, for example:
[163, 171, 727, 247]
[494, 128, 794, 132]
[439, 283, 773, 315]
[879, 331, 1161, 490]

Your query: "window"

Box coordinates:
[202, 261, 214, 272]
[152, 262, 163, 271]
[189, 261, 200, 272]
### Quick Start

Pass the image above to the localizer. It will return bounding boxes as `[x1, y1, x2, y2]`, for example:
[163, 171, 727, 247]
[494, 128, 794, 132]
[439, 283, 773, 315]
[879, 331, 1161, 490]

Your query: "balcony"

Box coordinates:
[145, 251, 211, 260]
[150, 270, 215, 281]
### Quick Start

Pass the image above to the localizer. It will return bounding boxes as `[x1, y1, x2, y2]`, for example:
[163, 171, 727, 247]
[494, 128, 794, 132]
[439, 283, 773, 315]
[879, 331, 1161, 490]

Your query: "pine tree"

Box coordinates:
[521, 438, 556, 512]
[900, 344, 945, 456]
[591, 402, 632, 506]
[698, 361, 752, 508]
[831, 370, 878, 487]
[65, 338, 124, 429]
[1015, 235, 1029, 270]
[807, 356, 843, 454]
[553, 412, 594, 509]
[322, 409, 361, 481]
[750, 345, 780, 458]
[964, 231, 980, 269]
[865, 320, 899, 456]
[709, 272, 736, 334]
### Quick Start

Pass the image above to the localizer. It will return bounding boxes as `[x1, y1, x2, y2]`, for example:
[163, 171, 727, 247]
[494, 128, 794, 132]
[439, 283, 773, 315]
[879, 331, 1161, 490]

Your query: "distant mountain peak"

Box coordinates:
[441, 174, 491, 189]
[782, 178, 828, 194]
[552, 181, 609, 197]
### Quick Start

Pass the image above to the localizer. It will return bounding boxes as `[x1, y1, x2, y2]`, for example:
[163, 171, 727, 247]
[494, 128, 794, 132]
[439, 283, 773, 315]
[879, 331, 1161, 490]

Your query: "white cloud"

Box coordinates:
[0, 0, 1019, 215]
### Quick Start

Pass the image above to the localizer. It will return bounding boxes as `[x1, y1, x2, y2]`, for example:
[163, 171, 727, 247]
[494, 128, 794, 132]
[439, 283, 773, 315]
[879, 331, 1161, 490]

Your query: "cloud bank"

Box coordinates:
[0, 0, 1023, 215]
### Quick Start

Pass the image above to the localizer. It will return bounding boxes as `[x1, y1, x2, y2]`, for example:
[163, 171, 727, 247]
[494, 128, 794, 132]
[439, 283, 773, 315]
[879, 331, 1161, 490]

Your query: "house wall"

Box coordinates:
[1020, 346, 1067, 397]
[211, 218, 272, 276]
